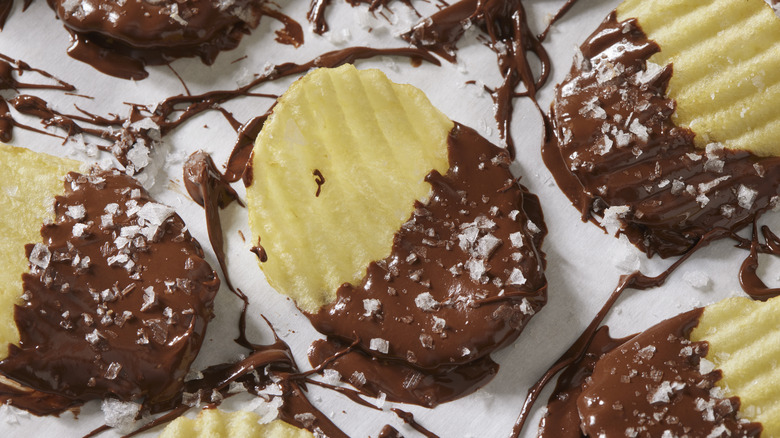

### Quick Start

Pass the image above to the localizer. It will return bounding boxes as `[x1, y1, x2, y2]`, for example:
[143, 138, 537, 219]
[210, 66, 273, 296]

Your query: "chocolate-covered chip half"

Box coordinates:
[544, 0, 780, 257]
[0, 144, 220, 413]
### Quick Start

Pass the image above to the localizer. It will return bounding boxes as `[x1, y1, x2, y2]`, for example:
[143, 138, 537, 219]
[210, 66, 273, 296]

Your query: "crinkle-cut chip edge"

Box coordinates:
[158, 409, 313, 438]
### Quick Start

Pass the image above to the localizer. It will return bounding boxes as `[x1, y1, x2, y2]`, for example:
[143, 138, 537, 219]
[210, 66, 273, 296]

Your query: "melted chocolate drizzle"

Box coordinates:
[402, 0, 551, 158]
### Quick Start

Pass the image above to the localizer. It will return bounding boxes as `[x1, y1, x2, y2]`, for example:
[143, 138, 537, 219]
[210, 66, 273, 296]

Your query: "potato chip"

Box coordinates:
[0, 144, 83, 358]
[246, 64, 453, 313]
[618, 0, 780, 156]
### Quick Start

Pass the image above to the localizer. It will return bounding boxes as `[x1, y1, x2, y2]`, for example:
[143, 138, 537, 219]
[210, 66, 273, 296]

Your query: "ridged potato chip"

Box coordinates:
[246, 64, 453, 313]
[158, 410, 313, 438]
[0, 144, 83, 358]
[691, 295, 780, 436]
[618, 0, 780, 156]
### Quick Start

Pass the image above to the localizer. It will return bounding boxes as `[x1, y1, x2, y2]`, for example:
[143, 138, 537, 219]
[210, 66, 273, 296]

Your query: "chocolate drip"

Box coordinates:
[739, 223, 780, 301]
[0, 170, 220, 414]
[543, 13, 780, 258]
[0, 47, 437, 177]
[378, 424, 404, 438]
[183, 151, 244, 292]
[402, 0, 551, 157]
[391, 409, 439, 438]
[0, 53, 75, 142]
[537, 326, 631, 438]
[306, 123, 546, 404]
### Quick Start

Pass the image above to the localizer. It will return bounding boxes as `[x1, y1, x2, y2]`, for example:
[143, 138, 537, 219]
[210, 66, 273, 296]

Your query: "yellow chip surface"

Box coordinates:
[0, 144, 83, 359]
[618, 0, 780, 156]
[691, 295, 780, 435]
[247, 64, 453, 313]
[158, 410, 313, 438]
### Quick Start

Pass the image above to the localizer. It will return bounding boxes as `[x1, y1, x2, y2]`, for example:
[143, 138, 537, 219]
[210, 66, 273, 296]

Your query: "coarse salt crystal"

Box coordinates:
[66, 204, 86, 220]
[415, 292, 439, 311]
[363, 298, 381, 317]
[737, 185, 758, 210]
[369, 338, 389, 354]
[101, 398, 141, 434]
[507, 268, 526, 286]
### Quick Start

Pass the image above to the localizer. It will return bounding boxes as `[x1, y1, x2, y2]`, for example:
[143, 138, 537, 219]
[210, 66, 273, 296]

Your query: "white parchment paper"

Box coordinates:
[1, 0, 778, 436]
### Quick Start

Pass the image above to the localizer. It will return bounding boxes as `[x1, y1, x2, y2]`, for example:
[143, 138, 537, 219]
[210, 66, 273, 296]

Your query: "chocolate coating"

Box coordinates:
[47, 0, 267, 79]
[0, 170, 219, 413]
[543, 13, 780, 258]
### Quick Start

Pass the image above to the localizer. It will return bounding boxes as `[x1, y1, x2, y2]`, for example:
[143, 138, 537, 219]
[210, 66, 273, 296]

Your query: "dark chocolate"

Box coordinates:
[306, 122, 546, 404]
[543, 12, 780, 258]
[0, 170, 220, 414]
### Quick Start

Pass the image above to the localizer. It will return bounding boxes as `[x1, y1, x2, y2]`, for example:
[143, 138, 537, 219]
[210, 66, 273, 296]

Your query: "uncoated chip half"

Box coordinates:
[246, 64, 453, 313]
[617, 0, 780, 156]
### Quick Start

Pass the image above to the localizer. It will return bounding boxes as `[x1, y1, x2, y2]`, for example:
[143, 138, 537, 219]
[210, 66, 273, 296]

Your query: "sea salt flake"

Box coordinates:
[737, 185, 758, 209]
[465, 258, 487, 282]
[519, 298, 535, 316]
[527, 220, 541, 234]
[600, 205, 630, 235]
[350, 371, 366, 387]
[431, 315, 446, 333]
[369, 338, 389, 354]
[509, 232, 524, 248]
[321, 369, 342, 386]
[363, 298, 381, 317]
[104, 362, 122, 380]
[476, 234, 502, 259]
[29, 243, 51, 269]
[140, 287, 155, 311]
[66, 204, 86, 220]
[101, 398, 141, 434]
[629, 118, 649, 142]
[507, 268, 526, 286]
[649, 381, 674, 404]
[415, 292, 439, 311]
[683, 270, 711, 290]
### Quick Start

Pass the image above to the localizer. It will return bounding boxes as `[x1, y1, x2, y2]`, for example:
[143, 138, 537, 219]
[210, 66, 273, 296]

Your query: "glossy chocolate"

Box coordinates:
[579, 309, 761, 437]
[0, 170, 220, 414]
[306, 123, 547, 404]
[544, 13, 780, 258]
